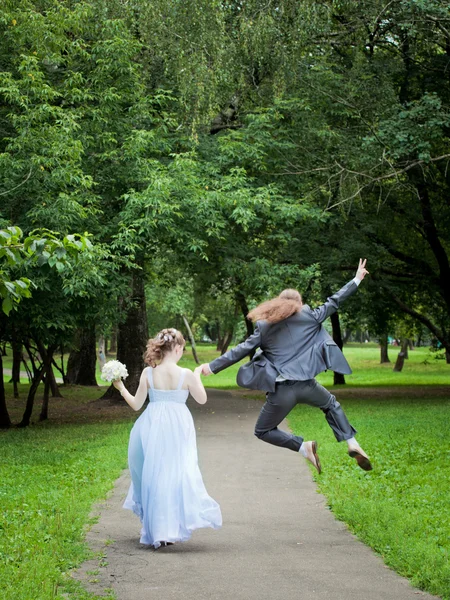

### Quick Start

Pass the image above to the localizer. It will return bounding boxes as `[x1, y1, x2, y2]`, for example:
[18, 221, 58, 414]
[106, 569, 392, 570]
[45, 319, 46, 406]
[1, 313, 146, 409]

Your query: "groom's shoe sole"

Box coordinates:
[349, 449, 373, 471]
[311, 441, 322, 475]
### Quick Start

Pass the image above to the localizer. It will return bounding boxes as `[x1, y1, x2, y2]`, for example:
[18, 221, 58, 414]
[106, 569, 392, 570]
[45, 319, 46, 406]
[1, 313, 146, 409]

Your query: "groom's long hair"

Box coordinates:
[247, 289, 303, 324]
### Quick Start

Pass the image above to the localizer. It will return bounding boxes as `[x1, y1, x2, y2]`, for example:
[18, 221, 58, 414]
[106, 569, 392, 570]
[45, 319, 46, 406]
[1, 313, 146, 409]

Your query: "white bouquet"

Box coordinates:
[101, 360, 129, 382]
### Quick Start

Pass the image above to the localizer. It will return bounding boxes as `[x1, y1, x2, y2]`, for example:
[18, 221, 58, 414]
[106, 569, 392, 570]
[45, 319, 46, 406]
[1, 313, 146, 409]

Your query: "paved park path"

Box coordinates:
[75, 389, 439, 600]
[2, 368, 64, 383]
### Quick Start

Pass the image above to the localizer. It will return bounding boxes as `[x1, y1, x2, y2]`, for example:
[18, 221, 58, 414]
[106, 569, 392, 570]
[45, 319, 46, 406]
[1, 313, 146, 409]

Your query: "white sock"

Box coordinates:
[346, 437, 358, 447]
[299, 443, 308, 458]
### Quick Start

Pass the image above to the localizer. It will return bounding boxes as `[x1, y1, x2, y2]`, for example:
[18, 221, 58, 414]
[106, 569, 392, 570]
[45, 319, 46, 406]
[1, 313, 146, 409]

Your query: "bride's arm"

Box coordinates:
[185, 367, 207, 405]
[113, 368, 149, 411]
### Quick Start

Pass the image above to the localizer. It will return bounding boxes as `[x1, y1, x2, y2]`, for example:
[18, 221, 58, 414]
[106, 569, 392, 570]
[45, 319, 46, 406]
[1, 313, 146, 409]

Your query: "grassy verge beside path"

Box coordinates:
[0, 384, 133, 600]
[287, 393, 450, 599]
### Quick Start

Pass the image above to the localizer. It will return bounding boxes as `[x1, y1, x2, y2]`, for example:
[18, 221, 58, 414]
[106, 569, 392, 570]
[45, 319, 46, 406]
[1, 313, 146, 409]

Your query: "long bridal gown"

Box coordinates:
[123, 367, 222, 548]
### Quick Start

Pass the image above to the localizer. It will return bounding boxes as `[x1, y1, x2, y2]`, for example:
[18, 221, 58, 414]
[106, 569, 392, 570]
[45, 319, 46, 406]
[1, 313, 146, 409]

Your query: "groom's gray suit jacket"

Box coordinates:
[209, 279, 358, 392]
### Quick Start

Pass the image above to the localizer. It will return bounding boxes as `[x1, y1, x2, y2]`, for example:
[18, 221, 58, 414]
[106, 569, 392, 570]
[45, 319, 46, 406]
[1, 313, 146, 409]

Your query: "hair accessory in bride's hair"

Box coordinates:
[158, 332, 173, 343]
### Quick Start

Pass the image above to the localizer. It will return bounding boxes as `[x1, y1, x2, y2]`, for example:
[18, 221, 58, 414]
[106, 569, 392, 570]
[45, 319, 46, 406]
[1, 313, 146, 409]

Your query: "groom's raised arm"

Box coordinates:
[206, 325, 262, 375]
[310, 279, 359, 324]
[310, 259, 369, 324]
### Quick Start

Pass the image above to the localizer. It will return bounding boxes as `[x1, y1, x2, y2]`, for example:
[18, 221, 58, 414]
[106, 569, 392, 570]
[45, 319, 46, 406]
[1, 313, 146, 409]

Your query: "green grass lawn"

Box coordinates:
[287, 393, 450, 599]
[0, 384, 132, 600]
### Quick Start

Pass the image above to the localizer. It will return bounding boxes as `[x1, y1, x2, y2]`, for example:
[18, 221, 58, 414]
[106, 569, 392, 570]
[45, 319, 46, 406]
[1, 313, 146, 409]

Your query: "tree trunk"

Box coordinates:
[109, 326, 117, 353]
[40, 342, 58, 420]
[24, 341, 40, 379]
[379, 334, 390, 363]
[66, 326, 97, 385]
[236, 290, 255, 360]
[22, 354, 33, 383]
[393, 339, 409, 373]
[403, 339, 409, 359]
[19, 343, 56, 427]
[39, 373, 51, 422]
[66, 331, 80, 383]
[236, 291, 254, 339]
[393, 351, 406, 372]
[0, 353, 11, 429]
[17, 364, 45, 427]
[215, 320, 222, 351]
[446, 349, 450, 364]
[330, 311, 346, 385]
[75, 325, 97, 385]
[53, 346, 66, 384]
[221, 330, 234, 355]
[204, 323, 213, 343]
[100, 267, 148, 401]
[343, 328, 352, 344]
[181, 315, 199, 364]
[49, 366, 63, 397]
[333, 372, 346, 385]
[11, 343, 22, 398]
[98, 336, 106, 370]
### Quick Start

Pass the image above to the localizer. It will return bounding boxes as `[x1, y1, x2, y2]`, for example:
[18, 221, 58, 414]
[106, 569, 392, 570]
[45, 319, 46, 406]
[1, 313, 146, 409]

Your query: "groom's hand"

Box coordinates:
[199, 363, 212, 376]
[355, 258, 369, 281]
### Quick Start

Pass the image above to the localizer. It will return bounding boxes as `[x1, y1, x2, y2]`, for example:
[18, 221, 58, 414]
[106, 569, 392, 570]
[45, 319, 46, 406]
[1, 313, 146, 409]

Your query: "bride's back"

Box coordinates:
[151, 364, 187, 390]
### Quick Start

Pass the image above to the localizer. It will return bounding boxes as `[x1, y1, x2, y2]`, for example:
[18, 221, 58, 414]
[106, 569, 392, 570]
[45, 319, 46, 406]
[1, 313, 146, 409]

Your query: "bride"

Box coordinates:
[113, 328, 222, 549]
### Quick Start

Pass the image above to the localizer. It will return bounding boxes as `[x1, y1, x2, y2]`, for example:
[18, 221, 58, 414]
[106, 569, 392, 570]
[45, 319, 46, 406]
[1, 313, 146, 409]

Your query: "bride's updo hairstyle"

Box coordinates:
[143, 328, 186, 367]
[247, 289, 303, 324]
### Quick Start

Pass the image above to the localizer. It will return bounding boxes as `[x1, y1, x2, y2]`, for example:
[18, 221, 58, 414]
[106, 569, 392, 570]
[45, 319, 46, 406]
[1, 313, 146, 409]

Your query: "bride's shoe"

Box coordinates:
[157, 541, 175, 548]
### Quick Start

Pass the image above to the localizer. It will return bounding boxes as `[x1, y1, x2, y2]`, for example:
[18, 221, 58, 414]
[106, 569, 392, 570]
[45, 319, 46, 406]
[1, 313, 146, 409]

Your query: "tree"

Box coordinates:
[0, 227, 95, 427]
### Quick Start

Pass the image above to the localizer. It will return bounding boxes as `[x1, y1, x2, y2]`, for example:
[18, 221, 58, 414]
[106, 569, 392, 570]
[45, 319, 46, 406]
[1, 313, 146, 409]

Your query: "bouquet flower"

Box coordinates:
[101, 360, 129, 382]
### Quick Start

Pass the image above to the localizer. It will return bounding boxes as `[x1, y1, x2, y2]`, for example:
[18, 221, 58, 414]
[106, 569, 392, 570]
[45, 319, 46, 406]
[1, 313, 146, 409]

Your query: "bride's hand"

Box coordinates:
[199, 363, 212, 376]
[112, 379, 124, 392]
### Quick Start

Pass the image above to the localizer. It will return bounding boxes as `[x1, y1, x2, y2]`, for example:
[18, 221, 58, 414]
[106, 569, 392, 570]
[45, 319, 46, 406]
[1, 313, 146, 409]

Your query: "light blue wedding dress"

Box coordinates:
[123, 367, 222, 548]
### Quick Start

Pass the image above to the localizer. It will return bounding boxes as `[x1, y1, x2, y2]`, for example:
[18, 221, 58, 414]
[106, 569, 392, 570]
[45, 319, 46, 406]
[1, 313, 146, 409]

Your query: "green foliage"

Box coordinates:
[0, 0, 164, 349]
[2, 0, 450, 364]
[0, 226, 92, 315]
[0, 227, 33, 315]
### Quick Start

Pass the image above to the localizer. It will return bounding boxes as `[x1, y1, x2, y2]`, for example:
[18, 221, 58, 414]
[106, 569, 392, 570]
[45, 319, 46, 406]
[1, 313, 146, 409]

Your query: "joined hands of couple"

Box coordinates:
[196, 364, 212, 377]
[196, 259, 369, 379]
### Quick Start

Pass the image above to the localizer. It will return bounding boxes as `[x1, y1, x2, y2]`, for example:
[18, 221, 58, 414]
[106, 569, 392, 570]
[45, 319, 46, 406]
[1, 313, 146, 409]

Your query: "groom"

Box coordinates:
[199, 259, 372, 473]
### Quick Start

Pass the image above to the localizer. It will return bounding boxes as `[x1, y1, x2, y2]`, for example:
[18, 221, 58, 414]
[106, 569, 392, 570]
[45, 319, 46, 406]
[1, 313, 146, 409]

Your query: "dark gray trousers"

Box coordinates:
[254, 379, 357, 452]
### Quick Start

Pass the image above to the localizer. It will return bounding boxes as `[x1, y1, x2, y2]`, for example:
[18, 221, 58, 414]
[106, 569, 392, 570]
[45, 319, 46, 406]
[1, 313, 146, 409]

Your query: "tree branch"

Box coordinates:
[0, 168, 34, 197]
[384, 287, 449, 346]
